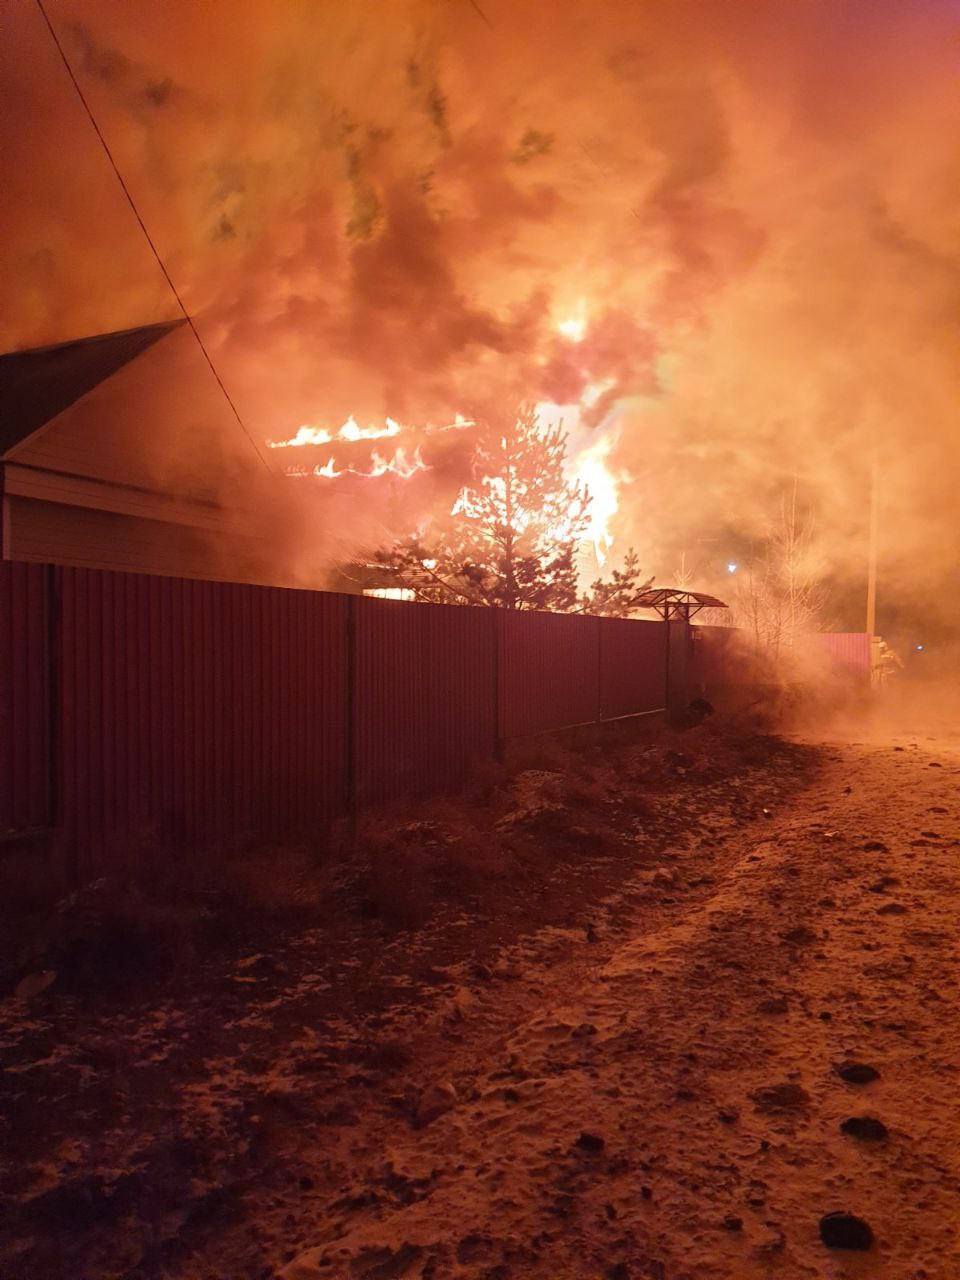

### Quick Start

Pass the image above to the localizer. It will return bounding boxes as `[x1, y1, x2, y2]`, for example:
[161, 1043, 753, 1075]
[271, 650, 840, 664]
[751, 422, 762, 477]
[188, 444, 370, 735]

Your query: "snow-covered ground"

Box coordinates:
[279, 732, 960, 1280]
[2, 719, 959, 1279]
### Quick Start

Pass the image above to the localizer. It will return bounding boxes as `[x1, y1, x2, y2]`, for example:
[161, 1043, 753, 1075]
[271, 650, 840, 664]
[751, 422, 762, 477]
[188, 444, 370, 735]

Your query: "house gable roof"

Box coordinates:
[0, 320, 185, 457]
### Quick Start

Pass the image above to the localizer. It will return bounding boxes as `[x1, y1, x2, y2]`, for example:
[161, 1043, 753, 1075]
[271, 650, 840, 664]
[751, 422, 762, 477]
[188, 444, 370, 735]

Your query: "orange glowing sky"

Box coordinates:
[2, 0, 959, 603]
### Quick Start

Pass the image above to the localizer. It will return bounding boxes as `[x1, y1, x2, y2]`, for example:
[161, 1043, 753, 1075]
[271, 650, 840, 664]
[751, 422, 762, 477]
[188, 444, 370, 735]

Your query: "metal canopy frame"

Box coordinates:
[635, 587, 728, 621]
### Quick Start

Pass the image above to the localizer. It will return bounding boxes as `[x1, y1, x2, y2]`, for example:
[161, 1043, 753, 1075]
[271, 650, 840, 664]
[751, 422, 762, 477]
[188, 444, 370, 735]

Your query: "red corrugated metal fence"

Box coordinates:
[353, 597, 497, 807]
[0, 561, 51, 833]
[599, 617, 667, 720]
[55, 571, 348, 878]
[807, 631, 871, 675]
[498, 611, 600, 739]
[1, 562, 671, 879]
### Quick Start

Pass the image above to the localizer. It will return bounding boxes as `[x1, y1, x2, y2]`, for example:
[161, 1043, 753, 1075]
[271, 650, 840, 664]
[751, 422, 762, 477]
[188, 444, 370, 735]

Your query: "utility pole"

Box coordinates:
[865, 450, 879, 637]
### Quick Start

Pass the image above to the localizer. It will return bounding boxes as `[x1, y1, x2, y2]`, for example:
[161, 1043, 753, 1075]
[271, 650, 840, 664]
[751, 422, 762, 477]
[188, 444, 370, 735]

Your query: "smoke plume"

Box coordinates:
[2, 0, 958, 621]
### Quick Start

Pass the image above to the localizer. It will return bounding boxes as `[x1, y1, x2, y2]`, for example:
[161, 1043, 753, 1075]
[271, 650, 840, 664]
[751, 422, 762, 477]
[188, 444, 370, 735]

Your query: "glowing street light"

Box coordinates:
[726, 562, 738, 574]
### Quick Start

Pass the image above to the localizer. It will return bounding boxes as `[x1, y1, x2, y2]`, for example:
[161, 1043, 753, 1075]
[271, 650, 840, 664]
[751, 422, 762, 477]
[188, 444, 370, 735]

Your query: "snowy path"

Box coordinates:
[281, 735, 960, 1280]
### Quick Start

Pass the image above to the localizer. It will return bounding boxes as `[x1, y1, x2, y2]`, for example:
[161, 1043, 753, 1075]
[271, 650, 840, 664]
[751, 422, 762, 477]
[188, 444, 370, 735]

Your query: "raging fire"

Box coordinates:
[273, 356, 627, 565]
[271, 414, 476, 481]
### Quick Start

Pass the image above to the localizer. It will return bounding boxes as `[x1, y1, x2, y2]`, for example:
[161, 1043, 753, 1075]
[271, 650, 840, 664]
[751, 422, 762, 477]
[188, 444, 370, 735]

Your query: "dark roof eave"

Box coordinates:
[0, 319, 186, 456]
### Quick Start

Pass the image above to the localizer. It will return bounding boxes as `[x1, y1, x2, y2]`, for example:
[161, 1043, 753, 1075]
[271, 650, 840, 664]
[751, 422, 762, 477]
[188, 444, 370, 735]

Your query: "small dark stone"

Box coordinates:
[862, 840, 888, 852]
[929, 762, 943, 768]
[717, 1108, 739, 1125]
[877, 902, 907, 915]
[571, 1023, 598, 1039]
[819, 1011, 832, 1021]
[840, 1115, 888, 1141]
[640, 1185, 653, 1200]
[723, 1215, 743, 1232]
[298, 1175, 314, 1191]
[575, 1132, 605, 1153]
[835, 1062, 880, 1085]
[819, 1211, 874, 1250]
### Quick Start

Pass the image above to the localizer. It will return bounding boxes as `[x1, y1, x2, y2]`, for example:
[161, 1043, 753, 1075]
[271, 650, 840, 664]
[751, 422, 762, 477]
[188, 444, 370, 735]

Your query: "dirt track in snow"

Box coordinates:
[275, 732, 960, 1280]
[3, 725, 960, 1279]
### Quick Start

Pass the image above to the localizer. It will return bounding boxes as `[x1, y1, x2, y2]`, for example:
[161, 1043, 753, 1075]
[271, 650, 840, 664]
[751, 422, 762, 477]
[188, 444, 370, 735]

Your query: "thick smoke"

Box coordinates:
[2, 0, 958, 618]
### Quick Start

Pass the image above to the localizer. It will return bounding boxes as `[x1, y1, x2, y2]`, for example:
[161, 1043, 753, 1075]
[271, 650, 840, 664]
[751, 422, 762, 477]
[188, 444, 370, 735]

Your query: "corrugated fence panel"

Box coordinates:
[0, 560, 50, 832]
[598, 617, 667, 719]
[498, 610, 600, 739]
[354, 597, 496, 807]
[809, 632, 871, 675]
[56, 568, 349, 872]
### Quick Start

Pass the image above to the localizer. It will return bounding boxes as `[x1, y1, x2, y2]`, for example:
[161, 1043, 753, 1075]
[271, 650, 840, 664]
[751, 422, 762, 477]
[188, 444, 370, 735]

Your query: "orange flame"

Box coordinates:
[284, 444, 429, 480]
[269, 415, 403, 448]
[271, 413, 474, 449]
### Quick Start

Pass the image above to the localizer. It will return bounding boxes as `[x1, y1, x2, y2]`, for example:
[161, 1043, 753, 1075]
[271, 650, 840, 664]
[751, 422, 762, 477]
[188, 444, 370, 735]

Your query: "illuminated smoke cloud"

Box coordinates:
[2, 0, 958, 603]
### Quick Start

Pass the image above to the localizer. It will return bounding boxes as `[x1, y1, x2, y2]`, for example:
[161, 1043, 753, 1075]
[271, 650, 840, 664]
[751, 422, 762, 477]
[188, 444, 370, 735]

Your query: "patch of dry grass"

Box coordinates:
[9, 716, 808, 988]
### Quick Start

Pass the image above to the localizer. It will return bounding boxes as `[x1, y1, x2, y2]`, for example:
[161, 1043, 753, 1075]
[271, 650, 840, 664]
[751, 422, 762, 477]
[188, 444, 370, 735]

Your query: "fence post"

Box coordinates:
[665, 609, 693, 728]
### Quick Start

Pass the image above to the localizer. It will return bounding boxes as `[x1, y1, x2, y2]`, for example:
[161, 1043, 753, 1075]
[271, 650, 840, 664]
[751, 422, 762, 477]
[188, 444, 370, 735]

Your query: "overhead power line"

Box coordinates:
[34, 0, 272, 471]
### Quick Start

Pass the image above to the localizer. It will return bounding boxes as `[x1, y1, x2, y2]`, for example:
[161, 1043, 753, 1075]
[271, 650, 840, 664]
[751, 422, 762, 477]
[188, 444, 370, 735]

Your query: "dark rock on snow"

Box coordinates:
[414, 1081, 457, 1127]
[819, 1211, 874, 1250]
[835, 1062, 880, 1085]
[840, 1115, 888, 1141]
